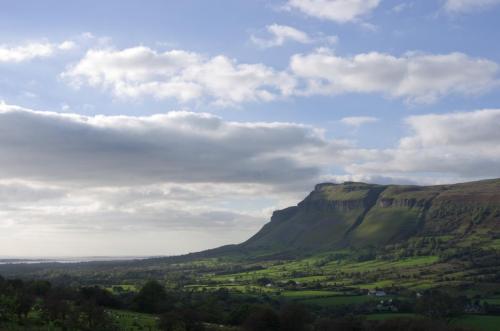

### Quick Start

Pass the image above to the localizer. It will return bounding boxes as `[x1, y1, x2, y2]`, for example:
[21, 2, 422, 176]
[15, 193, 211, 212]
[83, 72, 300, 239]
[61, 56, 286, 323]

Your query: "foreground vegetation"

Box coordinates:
[1, 240, 500, 330]
[1, 274, 500, 331]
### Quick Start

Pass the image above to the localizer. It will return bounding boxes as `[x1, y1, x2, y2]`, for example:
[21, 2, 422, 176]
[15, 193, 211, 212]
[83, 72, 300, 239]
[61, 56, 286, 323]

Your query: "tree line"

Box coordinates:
[0, 275, 485, 330]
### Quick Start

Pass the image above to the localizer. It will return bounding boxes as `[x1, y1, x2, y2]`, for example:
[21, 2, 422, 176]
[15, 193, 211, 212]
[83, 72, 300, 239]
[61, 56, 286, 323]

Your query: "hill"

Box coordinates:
[240, 179, 500, 254]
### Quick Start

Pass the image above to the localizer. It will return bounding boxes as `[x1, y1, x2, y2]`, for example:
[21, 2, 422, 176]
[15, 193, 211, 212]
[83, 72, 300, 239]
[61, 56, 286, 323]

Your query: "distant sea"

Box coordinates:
[0, 256, 157, 265]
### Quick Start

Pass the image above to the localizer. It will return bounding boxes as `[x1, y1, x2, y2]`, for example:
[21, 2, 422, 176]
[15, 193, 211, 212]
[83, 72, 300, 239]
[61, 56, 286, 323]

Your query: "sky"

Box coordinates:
[1, 0, 500, 257]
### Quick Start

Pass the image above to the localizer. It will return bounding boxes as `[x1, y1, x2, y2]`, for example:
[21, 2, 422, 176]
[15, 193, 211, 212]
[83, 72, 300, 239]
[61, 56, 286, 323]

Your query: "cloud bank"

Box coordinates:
[63, 46, 499, 105]
[291, 49, 499, 103]
[0, 102, 342, 187]
[62, 47, 296, 106]
[346, 109, 500, 180]
[0, 102, 342, 255]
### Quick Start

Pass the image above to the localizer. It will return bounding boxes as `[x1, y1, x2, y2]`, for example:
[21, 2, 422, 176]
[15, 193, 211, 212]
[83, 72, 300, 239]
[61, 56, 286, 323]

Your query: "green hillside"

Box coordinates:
[241, 179, 500, 254]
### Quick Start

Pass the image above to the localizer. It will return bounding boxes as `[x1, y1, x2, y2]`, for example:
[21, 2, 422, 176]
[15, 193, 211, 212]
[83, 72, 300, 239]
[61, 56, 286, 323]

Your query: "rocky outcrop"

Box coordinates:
[298, 198, 367, 212]
[378, 198, 425, 208]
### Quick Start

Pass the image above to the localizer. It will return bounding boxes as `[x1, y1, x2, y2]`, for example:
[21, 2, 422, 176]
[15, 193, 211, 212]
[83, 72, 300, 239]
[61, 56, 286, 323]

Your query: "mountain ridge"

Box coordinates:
[238, 178, 500, 255]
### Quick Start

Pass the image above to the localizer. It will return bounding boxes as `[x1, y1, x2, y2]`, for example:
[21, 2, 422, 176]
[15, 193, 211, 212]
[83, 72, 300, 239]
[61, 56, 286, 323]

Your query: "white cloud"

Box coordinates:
[286, 0, 381, 23]
[0, 40, 76, 63]
[0, 180, 66, 204]
[58, 40, 77, 51]
[251, 24, 338, 48]
[62, 46, 296, 105]
[64, 45, 499, 105]
[444, 0, 500, 13]
[0, 102, 344, 186]
[290, 48, 499, 103]
[391, 2, 413, 13]
[0, 181, 275, 256]
[340, 116, 378, 127]
[60, 103, 70, 111]
[346, 109, 500, 179]
[325, 35, 339, 44]
[0, 102, 353, 256]
[251, 24, 312, 48]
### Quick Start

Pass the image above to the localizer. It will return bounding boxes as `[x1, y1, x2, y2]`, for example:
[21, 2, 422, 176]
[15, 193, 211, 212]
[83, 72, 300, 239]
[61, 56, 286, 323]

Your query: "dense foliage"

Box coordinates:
[0, 275, 493, 331]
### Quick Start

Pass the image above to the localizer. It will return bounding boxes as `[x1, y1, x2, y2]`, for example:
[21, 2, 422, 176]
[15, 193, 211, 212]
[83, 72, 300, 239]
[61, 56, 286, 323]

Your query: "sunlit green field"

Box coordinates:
[198, 254, 445, 294]
[280, 290, 343, 298]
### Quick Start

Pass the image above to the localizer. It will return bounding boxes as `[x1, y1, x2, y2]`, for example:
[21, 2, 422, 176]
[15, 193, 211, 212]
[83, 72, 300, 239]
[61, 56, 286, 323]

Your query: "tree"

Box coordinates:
[159, 311, 186, 331]
[159, 309, 205, 331]
[314, 316, 365, 331]
[415, 290, 465, 323]
[79, 299, 116, 330]
[14, 292, 35, 319]
[279, 303, 312, 331]
[134, 280, 169, 313]
[80, 286, 121, 308]
[0, 295, 17, 322]
[243, 306, 280, 331]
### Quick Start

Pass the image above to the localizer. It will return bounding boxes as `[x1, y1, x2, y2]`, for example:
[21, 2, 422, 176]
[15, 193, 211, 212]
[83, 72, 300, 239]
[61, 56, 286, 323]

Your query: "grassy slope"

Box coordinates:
[350, 207, 421, 246]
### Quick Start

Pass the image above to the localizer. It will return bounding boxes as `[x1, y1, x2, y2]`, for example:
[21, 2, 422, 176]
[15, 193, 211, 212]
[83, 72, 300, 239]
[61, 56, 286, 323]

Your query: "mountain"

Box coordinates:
[1, 179, 499, 290]
[239, 179, 500, 254]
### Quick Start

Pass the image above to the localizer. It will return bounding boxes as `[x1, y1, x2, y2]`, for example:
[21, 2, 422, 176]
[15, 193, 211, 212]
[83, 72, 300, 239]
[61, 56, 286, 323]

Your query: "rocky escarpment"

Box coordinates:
[300, 182, 385, 211]
[379, 198, 426, 208]
[242, 182, 387, 250]
[240, 179, 500, 253]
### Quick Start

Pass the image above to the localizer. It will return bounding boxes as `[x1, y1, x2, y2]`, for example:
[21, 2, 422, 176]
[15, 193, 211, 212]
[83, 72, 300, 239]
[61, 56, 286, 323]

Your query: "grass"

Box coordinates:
[482, 297, 500, 305]
[454, 315, 500, 331]
[199, 253, 444, 296]
[108, 309, 159, 331]
[365, 313, 417, 320]
[365, 314, 500, 331]
[317, 184, 373, 201]
[299, 295, 377, 307]
[290, 275, 330, 282]
[106, 284, 138, 293]
[351, 207, 420, 245]
[0, 321, 63, 331]
[485, 239, 500, 250]
[328, 256, 438, 273]
[353, 280, 397, 290]
[0, 310, 159, 331]
[281, 290, 343, 298]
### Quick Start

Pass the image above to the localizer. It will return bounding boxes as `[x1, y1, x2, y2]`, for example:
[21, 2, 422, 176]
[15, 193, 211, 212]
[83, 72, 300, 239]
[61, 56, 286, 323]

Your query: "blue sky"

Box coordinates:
[1, 0, 500, 256]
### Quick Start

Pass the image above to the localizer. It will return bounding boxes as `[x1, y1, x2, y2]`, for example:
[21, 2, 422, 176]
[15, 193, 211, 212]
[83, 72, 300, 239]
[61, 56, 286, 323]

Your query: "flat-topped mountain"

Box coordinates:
[240, 179, 500, 253]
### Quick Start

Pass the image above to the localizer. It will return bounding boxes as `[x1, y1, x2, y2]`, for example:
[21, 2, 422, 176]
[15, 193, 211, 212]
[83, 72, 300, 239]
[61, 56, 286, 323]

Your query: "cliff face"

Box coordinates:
[241, 179, 500, 252]
[242, 182, 385, 251]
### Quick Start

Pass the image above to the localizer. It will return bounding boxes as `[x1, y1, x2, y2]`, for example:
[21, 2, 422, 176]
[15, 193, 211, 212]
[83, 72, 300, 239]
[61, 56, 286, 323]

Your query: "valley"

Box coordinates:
[1, 179, 499, 330]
